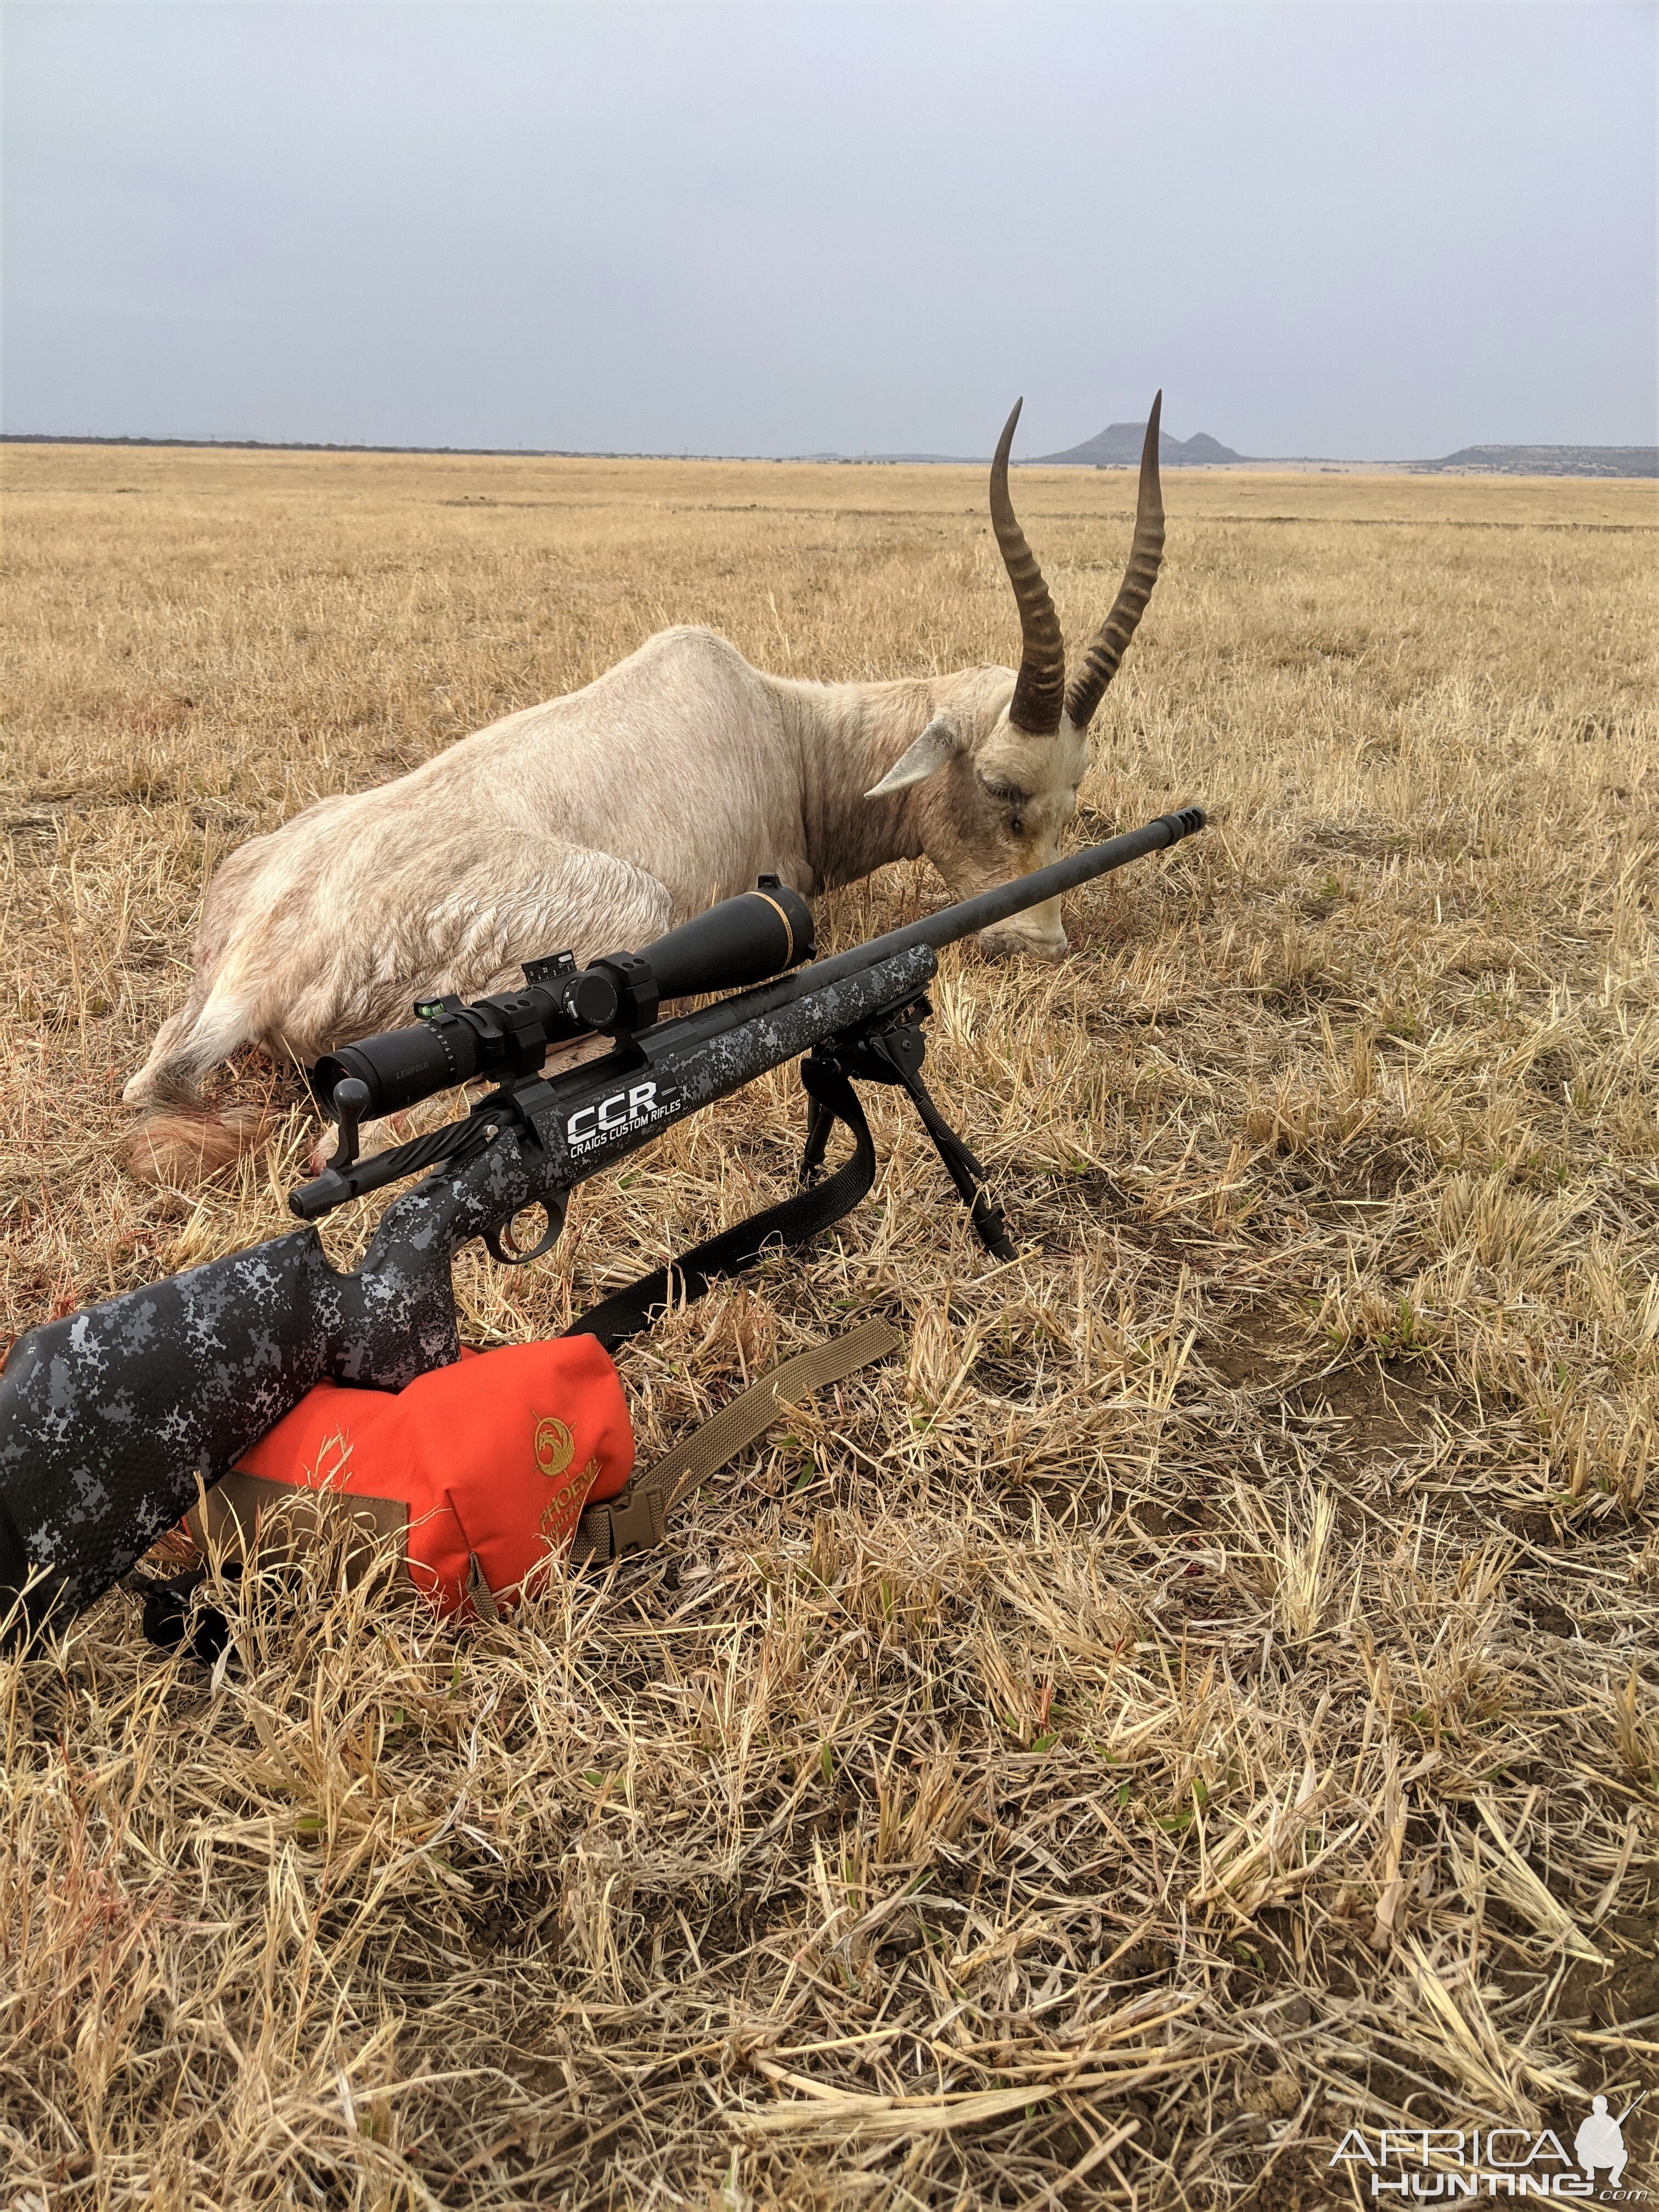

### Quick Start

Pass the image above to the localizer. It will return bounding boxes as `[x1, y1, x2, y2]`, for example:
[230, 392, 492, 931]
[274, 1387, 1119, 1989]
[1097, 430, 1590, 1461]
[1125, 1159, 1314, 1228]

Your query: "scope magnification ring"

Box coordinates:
[420, 1009, 470, 1086]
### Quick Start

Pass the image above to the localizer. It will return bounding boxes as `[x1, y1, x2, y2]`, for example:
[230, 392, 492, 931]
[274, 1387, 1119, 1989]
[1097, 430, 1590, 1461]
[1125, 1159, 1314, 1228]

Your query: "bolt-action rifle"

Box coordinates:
[0, 806, 1206, 1632]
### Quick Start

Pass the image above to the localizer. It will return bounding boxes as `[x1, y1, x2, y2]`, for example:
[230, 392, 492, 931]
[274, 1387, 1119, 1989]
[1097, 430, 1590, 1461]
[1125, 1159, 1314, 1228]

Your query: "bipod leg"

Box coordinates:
[864, 1035, 1015, 1262]
[799, 1082, 837, 1183]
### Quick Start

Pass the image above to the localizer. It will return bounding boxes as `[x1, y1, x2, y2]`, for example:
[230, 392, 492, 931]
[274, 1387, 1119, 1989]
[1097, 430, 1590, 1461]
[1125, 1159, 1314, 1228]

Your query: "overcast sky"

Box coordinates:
[4, 2, 1655, 459]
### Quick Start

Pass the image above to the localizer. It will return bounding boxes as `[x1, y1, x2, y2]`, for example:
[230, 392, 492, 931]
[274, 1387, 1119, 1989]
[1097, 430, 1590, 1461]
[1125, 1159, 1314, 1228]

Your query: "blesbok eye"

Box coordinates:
[985, 782, 1028, 833]
[980, 777, 1029, 810]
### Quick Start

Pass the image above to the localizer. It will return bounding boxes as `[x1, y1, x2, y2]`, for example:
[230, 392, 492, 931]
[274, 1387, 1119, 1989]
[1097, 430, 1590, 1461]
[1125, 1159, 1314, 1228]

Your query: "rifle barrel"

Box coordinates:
[294, 804, 1209, 1219]
[608, 804, 1209, 1053]
[802, 805, 1207, 991]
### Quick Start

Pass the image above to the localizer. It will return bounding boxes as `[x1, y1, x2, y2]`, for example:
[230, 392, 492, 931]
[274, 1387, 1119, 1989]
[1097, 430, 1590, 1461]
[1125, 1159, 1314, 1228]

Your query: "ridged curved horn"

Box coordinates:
[1064, 390, 1166, 733]
[989, 398, 1065, 737]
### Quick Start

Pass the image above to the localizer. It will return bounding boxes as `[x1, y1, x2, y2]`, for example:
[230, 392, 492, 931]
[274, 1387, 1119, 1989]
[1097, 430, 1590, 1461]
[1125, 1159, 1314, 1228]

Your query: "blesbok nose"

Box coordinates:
[979, 895, 1066, 961]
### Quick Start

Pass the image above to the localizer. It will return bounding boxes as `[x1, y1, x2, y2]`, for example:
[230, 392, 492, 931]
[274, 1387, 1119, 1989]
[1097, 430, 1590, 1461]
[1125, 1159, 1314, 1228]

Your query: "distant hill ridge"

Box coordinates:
[1415, 444, 1657, 478]
[3, 432, 1654, 476]
[1034, 421, 1243, 467]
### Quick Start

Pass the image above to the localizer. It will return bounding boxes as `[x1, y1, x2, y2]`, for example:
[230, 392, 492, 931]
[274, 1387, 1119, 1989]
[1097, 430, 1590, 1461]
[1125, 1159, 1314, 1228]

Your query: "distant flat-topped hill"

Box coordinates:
[1034, 422, 1244, 467]
[1416, 444, 1657, 478]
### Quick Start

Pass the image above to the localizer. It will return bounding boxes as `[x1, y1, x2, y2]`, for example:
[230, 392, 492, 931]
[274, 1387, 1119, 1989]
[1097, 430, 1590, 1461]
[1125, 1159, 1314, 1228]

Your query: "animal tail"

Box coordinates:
[123, 1102, 275, 1186]
[123, 969, 270, 1104]
[122, 978, 286, 1184]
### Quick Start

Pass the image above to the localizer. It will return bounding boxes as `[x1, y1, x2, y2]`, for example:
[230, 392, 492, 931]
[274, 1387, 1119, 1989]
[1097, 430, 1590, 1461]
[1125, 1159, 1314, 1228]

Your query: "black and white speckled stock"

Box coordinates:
[0, 945, 935, 1632]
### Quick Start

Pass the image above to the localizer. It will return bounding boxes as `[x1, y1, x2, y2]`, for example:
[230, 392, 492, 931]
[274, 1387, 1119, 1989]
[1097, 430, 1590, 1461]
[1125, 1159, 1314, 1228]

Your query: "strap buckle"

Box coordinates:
[569, 1318, 903, 1570]
[572, 1480, 668, 1566]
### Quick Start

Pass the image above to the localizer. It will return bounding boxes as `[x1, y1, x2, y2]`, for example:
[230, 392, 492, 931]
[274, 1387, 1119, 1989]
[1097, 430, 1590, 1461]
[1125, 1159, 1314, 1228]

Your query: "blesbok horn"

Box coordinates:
[1064, 391, 1166, 733]
[990, 398, 1066, 737]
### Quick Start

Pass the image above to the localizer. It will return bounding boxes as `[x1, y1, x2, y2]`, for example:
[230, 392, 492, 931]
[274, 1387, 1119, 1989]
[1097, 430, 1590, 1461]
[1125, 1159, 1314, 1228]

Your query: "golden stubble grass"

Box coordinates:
[0, 443, 1656, 2209]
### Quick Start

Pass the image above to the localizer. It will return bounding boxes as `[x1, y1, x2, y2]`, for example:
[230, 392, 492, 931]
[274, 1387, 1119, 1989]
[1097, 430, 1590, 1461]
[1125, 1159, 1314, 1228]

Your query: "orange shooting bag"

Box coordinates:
[144, 1042, 912, 1642]
[187, 1338, 635, 1618]
[170, 1319, 901, 1629]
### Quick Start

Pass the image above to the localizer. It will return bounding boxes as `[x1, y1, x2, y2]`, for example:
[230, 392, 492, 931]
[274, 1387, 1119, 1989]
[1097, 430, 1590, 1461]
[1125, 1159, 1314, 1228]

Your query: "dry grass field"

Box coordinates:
[1, 442, 1656, 2210]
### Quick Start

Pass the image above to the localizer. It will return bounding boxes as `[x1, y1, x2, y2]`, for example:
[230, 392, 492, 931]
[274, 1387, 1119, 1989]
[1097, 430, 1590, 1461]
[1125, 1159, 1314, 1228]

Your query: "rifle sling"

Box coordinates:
[133, 1316, 902, 1639]
[561, 1063, 902, 1569]
[569, 1317, 903, 1568]
[561, 1061, 877, 1354]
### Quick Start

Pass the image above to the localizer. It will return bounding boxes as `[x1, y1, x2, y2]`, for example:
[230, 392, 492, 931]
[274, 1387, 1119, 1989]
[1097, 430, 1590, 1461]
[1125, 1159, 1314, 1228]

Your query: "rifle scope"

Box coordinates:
[311, 877, 815, 1123]
[309, 807, 1208, 1142]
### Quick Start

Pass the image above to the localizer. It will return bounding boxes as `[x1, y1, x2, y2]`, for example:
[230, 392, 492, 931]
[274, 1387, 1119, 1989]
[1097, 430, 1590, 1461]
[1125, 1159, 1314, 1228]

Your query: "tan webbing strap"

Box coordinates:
[571, 1318, 904, 1568]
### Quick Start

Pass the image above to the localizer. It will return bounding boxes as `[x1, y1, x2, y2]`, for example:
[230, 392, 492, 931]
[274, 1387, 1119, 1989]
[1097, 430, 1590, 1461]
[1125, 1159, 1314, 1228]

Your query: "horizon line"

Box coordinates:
[3, 430, 1656, 473]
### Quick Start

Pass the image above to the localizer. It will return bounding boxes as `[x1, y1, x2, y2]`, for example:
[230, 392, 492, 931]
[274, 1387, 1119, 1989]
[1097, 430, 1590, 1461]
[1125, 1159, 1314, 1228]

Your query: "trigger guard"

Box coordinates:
[484, 1191, 567, 1268]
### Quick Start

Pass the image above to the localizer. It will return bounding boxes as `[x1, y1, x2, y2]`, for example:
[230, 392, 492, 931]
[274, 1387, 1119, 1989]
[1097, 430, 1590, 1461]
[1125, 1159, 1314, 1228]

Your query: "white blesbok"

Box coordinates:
[125, 397, 1165, 1176]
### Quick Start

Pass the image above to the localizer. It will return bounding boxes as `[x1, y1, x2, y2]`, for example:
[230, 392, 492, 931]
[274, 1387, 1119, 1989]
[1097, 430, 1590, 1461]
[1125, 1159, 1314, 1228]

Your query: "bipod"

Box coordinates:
[804, 998, 1015, 1262]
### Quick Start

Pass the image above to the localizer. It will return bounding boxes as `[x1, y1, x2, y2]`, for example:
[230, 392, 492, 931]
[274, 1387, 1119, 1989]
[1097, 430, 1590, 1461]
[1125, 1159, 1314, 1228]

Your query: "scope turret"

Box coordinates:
[309, 878, 815, 1128]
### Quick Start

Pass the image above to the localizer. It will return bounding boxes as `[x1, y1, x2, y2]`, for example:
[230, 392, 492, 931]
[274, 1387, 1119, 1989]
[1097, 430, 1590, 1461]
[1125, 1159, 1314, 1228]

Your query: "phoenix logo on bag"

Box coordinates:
[534, 1417, 575, 1478]
[533, 1412, 601, 1547]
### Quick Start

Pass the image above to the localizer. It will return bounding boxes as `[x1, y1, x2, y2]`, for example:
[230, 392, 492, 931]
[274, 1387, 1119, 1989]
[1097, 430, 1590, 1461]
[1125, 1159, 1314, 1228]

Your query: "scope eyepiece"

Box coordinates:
[312, 1018, 477, 1121]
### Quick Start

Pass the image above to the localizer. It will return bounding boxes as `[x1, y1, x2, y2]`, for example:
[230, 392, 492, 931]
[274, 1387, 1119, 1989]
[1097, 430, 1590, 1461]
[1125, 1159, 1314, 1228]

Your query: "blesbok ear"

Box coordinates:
[864, 714, 961, 799]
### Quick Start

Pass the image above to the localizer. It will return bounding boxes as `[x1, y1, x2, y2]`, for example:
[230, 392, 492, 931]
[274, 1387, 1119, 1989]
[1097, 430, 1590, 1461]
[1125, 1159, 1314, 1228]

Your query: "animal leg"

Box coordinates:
[120, 974, 279, 1183]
